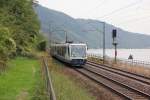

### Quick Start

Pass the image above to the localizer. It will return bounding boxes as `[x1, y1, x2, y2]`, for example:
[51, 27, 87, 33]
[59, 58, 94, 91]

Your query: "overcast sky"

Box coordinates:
[37, 0, 150, 35]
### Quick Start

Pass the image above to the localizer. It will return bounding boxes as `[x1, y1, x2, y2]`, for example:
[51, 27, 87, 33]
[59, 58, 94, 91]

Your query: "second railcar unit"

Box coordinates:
[50, 43, 87, 66]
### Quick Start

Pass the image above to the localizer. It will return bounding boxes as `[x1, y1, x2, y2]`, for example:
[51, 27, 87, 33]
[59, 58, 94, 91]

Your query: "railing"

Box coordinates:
[87, 53, 150, 67]
[43, 57, 56, 100]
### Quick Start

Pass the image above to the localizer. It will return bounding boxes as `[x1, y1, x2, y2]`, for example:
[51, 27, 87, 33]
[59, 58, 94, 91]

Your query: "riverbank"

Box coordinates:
[88, 57, 150, 78]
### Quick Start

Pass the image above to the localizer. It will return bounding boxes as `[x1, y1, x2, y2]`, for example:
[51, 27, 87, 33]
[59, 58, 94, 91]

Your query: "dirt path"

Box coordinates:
[16, 89, 28, 100]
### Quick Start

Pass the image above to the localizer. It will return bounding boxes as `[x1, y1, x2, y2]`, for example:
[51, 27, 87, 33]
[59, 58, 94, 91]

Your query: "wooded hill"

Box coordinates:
[0, 0, 43, 65]
[35, 5, 150, 49]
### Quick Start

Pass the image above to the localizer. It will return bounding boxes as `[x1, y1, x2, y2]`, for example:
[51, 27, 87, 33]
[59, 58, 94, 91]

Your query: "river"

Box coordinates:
[87, 49, 150, 62]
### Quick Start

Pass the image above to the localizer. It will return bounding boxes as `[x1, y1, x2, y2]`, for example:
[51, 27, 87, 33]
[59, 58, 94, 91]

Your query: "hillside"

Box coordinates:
[35, 5, 150, 49]
[0, 0, 43, 65]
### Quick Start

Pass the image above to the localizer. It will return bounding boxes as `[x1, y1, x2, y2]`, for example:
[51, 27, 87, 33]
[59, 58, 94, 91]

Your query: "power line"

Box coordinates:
[105, 4, 142, 22]
[117, 15, 150, 25]
[89, 0, 107, 12]
[84, 0, 108, 17]
[96, 0, 142, 19]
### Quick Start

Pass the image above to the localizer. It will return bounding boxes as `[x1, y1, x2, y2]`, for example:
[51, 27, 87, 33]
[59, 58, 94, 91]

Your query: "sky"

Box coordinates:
[37, 0, 150, 35]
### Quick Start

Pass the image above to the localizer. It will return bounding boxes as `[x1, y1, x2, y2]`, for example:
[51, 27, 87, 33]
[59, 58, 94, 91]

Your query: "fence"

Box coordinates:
[43, 57, 56, 100]
[87, 53, 150, 68]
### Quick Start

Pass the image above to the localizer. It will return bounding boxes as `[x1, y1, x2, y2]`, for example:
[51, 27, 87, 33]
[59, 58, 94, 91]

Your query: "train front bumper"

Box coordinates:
[71, 59, 87, 66]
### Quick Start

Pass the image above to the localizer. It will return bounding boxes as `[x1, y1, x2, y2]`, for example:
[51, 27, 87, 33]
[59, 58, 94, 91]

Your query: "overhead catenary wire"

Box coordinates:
[117, 14, 150, 25]
[84, 0, 150, 31]
[95, 0, 142, 20]
[85, 0, 108, 16]
[83, 0, 143, 26]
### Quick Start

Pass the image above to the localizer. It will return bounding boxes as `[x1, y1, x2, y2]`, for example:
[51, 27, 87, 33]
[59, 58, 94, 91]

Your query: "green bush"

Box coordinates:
[0, 27, 16, 66]
[38, 40, 47, 51]
[0, 0, 43, 61]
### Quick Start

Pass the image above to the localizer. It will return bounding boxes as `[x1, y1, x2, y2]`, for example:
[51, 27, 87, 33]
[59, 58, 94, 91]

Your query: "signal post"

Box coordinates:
[112, 29, 118, 63]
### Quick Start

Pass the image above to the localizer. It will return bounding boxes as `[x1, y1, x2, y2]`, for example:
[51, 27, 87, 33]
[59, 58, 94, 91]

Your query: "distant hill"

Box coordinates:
[34, 5, 150, 49]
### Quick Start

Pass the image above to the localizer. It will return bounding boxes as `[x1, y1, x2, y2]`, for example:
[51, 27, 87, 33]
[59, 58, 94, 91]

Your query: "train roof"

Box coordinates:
[70, 43, 87, 45]
[51, 43, 87, 46]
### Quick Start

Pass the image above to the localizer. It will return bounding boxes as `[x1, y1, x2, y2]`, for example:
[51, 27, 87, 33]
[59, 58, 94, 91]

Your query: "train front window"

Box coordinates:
[71, 45, 86, 57]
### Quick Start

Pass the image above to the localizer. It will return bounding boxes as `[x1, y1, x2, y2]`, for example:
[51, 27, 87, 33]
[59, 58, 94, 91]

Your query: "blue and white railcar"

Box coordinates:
[50, 43, 87, 66]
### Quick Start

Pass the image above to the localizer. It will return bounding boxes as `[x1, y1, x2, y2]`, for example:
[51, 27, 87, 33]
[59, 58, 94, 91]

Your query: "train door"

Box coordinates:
[65, 45, 70, 60]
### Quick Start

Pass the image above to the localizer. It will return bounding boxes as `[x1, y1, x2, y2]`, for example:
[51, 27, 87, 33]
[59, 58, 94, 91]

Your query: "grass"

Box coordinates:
[47, 57, 95, 100]
[111, 61, 150, 77]
[0, 57, 46, 100]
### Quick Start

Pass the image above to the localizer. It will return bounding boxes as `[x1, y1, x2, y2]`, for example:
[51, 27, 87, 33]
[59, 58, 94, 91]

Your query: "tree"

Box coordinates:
[0, 27, 16, 64]
[0, 0, 42, 62]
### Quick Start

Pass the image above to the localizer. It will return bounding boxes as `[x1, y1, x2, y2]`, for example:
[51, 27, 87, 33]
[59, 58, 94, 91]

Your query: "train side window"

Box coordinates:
[64, 46, 67, 56]
[62, 46, 66, 56]
[61, 47, 63, 56]
[61, 47, 62, 56]
[59, 47, 60, 55]
[64, 47, 66, 57]
[62, 47, 63, 56]
[68, 47, 70, 56]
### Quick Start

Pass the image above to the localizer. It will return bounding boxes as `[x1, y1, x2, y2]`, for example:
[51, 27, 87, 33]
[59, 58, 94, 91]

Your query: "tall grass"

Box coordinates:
[0, 57, 46, 100]
[88, 57, 150, 78]
[47, 57, 95, 100]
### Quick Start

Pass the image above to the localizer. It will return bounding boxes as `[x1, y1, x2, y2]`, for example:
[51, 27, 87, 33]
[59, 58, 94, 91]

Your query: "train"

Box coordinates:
[50, 43, 87, 66]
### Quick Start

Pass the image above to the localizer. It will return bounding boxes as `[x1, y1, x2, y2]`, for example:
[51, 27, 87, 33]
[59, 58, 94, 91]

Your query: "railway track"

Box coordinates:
[74, 61, 150, 100]
[87, 61, 150, 85]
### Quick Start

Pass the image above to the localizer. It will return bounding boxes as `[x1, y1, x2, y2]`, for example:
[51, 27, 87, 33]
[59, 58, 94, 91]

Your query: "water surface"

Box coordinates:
[87, 49, 150, 62]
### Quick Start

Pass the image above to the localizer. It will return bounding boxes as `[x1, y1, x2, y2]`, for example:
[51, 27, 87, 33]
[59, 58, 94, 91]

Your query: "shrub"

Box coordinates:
[0, 27, 16, 69]
[37, 40, 47, 51]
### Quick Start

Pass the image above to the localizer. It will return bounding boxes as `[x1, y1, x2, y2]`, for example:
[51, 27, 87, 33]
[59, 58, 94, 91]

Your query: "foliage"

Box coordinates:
[0, 27, 16, 65]
[37, 40, 47, 51]
[0, 0, 42, 65]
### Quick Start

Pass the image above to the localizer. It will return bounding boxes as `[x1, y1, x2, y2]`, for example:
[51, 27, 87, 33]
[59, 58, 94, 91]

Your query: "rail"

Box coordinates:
[75, 63, 150, 99]
[87, 53, 150, 67]
[43, 57, 56, 100]
[75, 67, 150, 99]
[87, 61, 150, 85]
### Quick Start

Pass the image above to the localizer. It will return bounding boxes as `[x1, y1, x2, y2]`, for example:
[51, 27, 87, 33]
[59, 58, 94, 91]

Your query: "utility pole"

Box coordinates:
[65, 30, 68, 43]
[102, 22, 106, 64]
[49, 24, 52, 47]
[85, 21, 106, 63]
[50, 29, 68, 43]
[49, 21, 54, 47]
